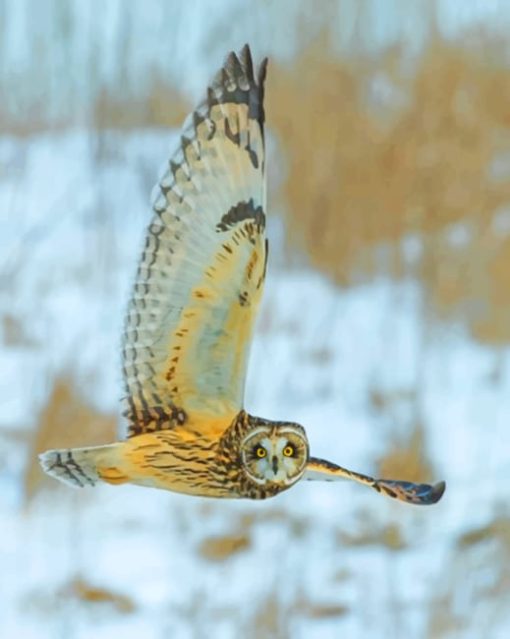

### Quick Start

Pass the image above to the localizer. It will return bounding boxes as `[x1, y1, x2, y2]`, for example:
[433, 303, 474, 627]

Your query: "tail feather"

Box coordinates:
[39, 444, 122, 488]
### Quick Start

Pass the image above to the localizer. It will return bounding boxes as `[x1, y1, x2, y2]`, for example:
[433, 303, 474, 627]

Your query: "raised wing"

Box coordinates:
[305, 457, 446, 506]
[122, 45, 268, 437]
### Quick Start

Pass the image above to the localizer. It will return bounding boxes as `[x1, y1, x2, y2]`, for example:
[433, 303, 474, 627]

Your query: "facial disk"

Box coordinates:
[240, 423, 309, 487]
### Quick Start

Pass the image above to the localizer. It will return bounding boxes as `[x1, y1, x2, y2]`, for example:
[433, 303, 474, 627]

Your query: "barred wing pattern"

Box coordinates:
[305, 458, 446, 506]
[122, 46, 268, 437]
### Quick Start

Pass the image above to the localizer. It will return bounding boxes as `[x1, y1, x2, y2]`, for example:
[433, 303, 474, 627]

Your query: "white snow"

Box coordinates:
[1, 130, 509, 638]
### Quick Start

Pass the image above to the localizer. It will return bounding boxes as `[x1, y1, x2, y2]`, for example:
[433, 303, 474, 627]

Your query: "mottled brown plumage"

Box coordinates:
[39, 45, 445, 507]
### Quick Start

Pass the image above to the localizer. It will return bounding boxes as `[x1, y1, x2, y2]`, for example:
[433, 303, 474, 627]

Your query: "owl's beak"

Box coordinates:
[272, 456, 279, 475]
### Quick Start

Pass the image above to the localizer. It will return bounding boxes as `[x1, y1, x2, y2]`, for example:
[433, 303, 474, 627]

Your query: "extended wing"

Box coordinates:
[305, 457, 445, 505]
[122, 45, 268, 437]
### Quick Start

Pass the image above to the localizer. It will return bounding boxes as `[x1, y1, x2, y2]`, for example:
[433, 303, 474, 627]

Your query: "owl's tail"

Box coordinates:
[39, 443, 128, 488]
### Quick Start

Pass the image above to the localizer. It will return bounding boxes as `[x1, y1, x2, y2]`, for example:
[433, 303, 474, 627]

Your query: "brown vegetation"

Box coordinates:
[269, 35, 510, 343]
[60, 577, 136, 613]
[0, 79, 189, 136]
[92, 78, 189, 130]
[25, 377, 117, 499]
[376, 423, 435, 486]
[197, 533, 251, 562]
[267, 33, 510, 489]
[425, 514, 510, 637]
[338, 520, 407, 551]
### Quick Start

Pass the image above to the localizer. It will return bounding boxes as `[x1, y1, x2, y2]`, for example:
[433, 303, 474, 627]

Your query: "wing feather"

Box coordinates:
[305, 458, 446, 505]
[122, 45, 268, 437]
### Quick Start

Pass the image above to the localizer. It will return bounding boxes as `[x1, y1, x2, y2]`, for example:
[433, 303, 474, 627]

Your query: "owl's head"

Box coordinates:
[240, 422, 309, 488]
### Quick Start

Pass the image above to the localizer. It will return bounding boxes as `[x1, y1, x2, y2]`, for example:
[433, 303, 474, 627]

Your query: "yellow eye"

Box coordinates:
[283, 445, 295, 457]
[255, 446, 266, 458]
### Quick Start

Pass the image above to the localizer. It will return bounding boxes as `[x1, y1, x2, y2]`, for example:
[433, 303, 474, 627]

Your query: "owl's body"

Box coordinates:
[42, 412, 307, 500]
[40, 45, 445, 508]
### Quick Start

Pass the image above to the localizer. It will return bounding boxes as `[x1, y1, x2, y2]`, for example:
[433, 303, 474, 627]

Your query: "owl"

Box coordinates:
[39, 45, 445, 506]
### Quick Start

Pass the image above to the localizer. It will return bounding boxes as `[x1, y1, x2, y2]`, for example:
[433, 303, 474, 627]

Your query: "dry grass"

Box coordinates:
[197, 533, 251, 562]
[92, 78, 189, 130]
[25, 377, 117, 499]
[266, 32, 510, 492]
[0, 77, 189, 136]
[2, 314, 38, 347]
[245, 594, 291, 639]
[296, 599, 348, 620]
[457, 515, 510, 551]
[269, 34, 510, 344]
[367, 383, 436, 487]
[376, 423, 435, 485]
[244, 589, 348, 639]
[424, 514, 510, 638]
[338, 521, 407, 551]
[59, 577, 136, 614]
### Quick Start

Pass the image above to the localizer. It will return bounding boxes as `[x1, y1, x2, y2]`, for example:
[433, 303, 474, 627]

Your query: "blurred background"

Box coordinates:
[1, 1, 510, 637]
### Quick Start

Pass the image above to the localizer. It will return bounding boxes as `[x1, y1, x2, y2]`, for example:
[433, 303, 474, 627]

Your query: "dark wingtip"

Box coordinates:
[404, 479, 446, 505]
[240, 43, 253, 76]
[205, 44, 267, 129]
[258, 56, 268, 85]
[376, 477, 446, 506]
[429, 480, 446, 504]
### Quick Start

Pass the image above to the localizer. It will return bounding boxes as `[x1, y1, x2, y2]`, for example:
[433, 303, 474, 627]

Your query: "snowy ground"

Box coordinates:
[1, 131, 509, 638]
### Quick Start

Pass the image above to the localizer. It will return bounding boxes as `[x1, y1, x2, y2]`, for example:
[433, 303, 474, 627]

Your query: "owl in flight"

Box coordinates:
[40, 45, 445, 506]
